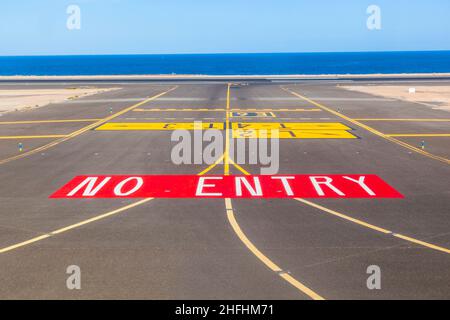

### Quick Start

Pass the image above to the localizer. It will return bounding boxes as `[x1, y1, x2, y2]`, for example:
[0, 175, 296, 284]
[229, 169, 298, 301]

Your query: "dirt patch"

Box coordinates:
[0, 87, 120, 114]
[340, 85, 450, 112]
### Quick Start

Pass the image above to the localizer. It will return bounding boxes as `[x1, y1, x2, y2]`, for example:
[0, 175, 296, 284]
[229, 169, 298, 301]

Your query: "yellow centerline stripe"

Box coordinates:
[393, 234, 450, 254]
[0, 135, 68, 140]
[295, 198, 450, 255]
[227, 157, 251, 175]
[282, 87, 450, 165]
[197, 154, 225, 175]
[226, 200, 324, 300]
[354, 119, 450, 122]
[224, 83, 231, 176]
[295, 198, 391, 234]
[0, 86, 178, 166]
[0, 119, 102, 125]
[223, 85, 324, 300]
[385, 134, 450, 137]
[0, 199, 153, 254]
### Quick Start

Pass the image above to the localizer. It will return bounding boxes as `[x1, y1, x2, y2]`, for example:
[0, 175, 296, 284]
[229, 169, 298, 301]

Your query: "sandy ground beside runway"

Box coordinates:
[341, 85, 450, 112]
[0, 87, 120, 114]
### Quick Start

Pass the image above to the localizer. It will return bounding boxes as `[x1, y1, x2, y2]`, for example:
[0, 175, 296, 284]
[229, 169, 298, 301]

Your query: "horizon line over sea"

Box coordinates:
[1, 51, 450, 76]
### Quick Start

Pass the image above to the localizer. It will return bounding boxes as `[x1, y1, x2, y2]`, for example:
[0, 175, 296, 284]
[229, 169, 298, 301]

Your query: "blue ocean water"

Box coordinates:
[1, 51, 450, 76]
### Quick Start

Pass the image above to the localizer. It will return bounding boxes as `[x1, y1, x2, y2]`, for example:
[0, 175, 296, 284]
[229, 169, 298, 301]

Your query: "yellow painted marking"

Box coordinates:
[295, 198, 391, 234]
[354, 119, 450, 122]
[385, 134, 450, 137]
[232, 122, 351, 130]
[231, 108, 321, 112]
[0, 199, 153, 254]
[393, 234, 450, 254]
[0, 119, 101, 125]
[0, 86, 178, 166]
[227, 156, 251, 175]
[225, 198, 233, 210]
[295, 198, 450, 255]
[230, 122, 356, 139]
[95, 122, 224, 131]
[224, 84, 231, 175]
[282, 87, 450, 165]
[95, 121, 354, 138]
[232, 129, 356, 139]
[222, 86, 324, 299]
[0, 135, 68, 140]
[226, 199, 324, 300]
[230, 111, 276, 118]
[197, 154, 225, 175]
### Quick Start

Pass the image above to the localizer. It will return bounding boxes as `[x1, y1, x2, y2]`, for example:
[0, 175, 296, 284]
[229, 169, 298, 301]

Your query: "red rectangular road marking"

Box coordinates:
[50, 175, 403, 199]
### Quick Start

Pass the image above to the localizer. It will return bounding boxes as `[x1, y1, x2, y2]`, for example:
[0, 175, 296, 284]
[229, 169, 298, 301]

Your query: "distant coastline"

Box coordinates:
[1, 51, 450, 76]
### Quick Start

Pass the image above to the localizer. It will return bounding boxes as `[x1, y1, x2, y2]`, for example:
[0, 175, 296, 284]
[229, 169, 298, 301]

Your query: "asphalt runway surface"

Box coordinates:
[0, 80, 449, 299]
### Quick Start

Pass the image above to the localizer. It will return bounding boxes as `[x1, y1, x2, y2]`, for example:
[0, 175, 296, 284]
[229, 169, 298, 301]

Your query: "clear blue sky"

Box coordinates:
[1, 0, 449, 56]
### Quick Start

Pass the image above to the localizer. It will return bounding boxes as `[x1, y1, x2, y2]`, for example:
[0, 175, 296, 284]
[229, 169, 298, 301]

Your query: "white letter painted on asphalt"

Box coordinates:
[196, 177, 223, 196]
[310, 176, 345, 196]
[343, 176, 376, 196]
[271, 176, 295, 196]
[235, 177, 263, 197]
[113, 177, 144, 196]
[67, 177, 111, 197]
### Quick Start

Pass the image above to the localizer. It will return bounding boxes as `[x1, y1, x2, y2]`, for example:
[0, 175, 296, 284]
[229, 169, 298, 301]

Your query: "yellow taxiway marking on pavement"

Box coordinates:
[0, 135, 68, 140]
[95, 122, 224, 131]
[96, 121, 356, 139]
[232, 122, 357, 139]
[197, 154, 225, 175]
[354, 119, 450, 122]
[235, 108, 321, 112]
[0, 199, 153, 254]
[0, 86, 178, 166]
[225, 199, 325, 300]
[232, 122, 351, 130]
[393, 234, 450, 254]
[385, 134, 450, 137]
[282, 87, 450, 165]
[295, 198, 450, 255]
[232, 129, 356, 139]
[0, 119, 102, 125]
[223, 84, 324, 300]
[224, 84, 232, 175]
[230, 111, 276, 118]
[227, 156, 251, 175]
